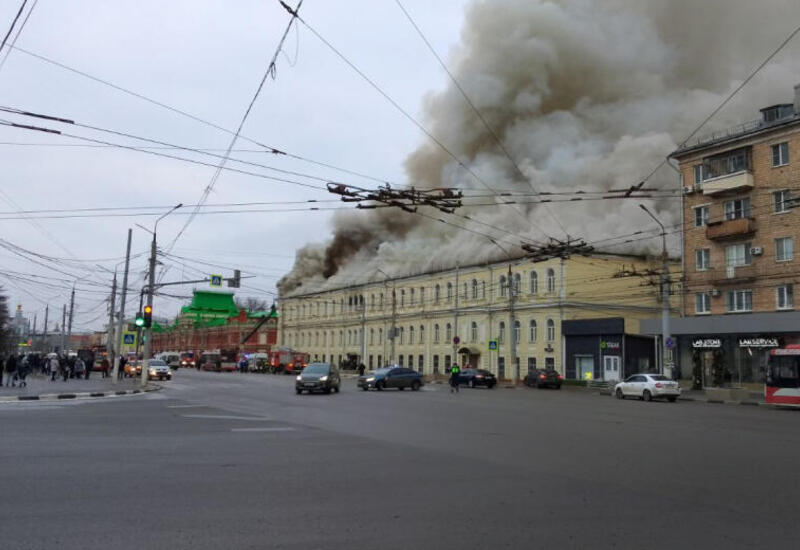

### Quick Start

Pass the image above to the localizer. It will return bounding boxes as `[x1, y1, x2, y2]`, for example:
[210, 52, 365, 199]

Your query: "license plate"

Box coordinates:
[304, 383, 315, 387]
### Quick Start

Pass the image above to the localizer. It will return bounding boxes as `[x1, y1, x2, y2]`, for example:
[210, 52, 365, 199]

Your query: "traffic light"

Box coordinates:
[143, 305, 153, 328]
[227, 269, 241, 288]
[134, 313, 145, 328]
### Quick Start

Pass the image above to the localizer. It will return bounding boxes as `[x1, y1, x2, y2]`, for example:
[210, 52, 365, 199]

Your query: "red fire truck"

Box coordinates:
[766, 345, 800, 406]
[268, 348, 308, 374]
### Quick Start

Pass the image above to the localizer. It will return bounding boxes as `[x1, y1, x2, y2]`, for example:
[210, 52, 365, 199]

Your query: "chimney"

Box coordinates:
[795, 83, 800, 114]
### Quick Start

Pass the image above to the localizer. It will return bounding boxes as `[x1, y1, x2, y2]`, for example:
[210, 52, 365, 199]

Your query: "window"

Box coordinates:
[481, 281, 486, 299]
[546, 319, 555, 342]
[463, 282, 468, 300]
[434, 324, 440, 343]
[315, 332, 319, 346]
[774, 190, 792, 213]
[419, 287, 425, 305]
[695, 248, 710, 271]
[400, 289, 405, 308]
[498, 322, 505, 344]
[379, 328, 383, 344]
[399, 327, 404, 345]
[434, 284, 440, 304]
[446, 323, 452, 343]
[409, 326, 414, 344]
[398, 355, 403, 367]
[527, 357, 537, 372]
[546, 269, 556, 293]
[471, 279, 478, 300]
[702, 148, 750, 180]
[724, 198, 751, 220]
[418, 355, 424, 372]
[433, 355, 439, 373]
[471, 322, 478, 342]
[446, 283, 453, 302]
[410, 288, 415, 305]
[499, 275, 507, 297]
[323, 332, 327, 347]
[545, 357, 555, 370]
[418, 325, 424, 344]
[529, 320, 537, 342]
[772, 142, 789, 167]
[695, 292, 711, 314]
[513, 320, 520, 344]
[693, 164, 703, 185]
[513, 273, 521, 295]
[408, 355, 413, 369]
[777, 285, 794, 310]
[726, 289, 753, 313]
[694, 205, 710, 227]
[529, 271, 538, 295]
[725, 243, 751, 267]
[776, 237, 794, 262]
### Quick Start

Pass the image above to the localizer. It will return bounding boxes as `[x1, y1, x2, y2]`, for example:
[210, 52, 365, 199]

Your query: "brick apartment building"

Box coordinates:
[643, 84, 800, 387]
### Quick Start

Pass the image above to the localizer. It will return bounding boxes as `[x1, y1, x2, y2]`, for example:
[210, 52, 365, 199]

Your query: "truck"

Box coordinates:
[268, 348, 308, 375]
[198, 349, 238, 372]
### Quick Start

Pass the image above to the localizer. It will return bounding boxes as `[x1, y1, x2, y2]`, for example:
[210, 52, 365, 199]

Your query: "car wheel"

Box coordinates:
[334, 384, 340, 393]
[376, 381, 384, 391]
[488, 382, 495, 389]
[667, 396, 677, 403]
[615, 388, 624, 400]
[324, 387, 331, 394]
[470, 379, 476, 389]
[361, 386, 368, 391]
[411, 380, 421, 391]
[295, 388, 302, 395]
[398, 386, 405, 391]
[643, 389, 652, 402]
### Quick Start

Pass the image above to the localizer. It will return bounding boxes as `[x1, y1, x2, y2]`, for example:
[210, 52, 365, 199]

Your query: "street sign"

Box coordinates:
[123, 333, 136, 345]
[488, 339, 498, 351]
[210, 274, 223, 287]
[453, 336, 460, 345]
[665, 337, 675, 350]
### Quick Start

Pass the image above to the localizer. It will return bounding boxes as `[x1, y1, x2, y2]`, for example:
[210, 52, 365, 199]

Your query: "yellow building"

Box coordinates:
[279, 254, 669, 380]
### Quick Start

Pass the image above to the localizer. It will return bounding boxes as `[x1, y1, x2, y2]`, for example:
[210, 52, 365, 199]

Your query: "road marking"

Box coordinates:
[181, 414, 271, 421]
[230, 427, 295, 432]
[167, 405, 206, 409]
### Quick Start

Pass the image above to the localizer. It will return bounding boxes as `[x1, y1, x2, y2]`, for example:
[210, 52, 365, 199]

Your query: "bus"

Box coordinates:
[766, 345, 800, 406]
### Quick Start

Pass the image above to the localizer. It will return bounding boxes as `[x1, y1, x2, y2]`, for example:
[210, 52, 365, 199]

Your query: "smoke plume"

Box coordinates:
[279, 0, 800, 295]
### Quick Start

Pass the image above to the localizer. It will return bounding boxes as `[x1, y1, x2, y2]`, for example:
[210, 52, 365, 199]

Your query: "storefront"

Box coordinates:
[562, 318, 656, 381]
[641, 312, 800, 388]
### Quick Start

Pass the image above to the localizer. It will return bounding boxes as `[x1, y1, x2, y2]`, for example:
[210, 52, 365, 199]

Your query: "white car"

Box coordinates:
[614, 374, 680, 402]
[147, 359, 173, 381]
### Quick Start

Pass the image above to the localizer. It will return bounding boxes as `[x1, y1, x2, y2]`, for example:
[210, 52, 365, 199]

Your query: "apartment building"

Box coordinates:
[643, 84, 800, 387]
[279, 254, 666, 381]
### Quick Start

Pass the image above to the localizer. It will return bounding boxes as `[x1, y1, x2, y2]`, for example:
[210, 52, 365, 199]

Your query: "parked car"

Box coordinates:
[524, 369, 563, 389]
[147, 359, 173, 381]
[614, 374, 681, 402]
[295, 363, 341, 394]
[358, 367, 423, 391]
[459, 368, 497, 388]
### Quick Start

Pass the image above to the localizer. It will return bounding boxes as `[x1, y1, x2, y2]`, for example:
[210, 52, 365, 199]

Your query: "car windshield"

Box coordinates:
[648, 375, 669, 381]
[203, 355, 220, 362]
[373, 368, 393, 375]
[303, 364, 329, 374]
[149, 360, 167, 366]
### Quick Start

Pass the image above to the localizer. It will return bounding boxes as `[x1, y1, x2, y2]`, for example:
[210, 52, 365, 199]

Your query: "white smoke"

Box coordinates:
[279, 0, 800, 295]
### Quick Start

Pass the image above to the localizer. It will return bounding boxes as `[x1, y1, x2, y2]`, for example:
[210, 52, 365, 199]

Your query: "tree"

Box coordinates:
[235, 297, 270, 312]
[0, 287, 10, 354]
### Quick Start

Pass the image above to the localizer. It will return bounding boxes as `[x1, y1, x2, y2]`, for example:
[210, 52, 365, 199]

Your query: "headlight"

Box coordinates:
[296, 375, 302, 381]
[366, 377, 375, 382]
[148, 369, 156, 375]
[319, 376, 328, 382]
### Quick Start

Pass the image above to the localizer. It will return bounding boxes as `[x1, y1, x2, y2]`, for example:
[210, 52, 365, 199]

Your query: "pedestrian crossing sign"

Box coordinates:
[123, 333, 136, 345]
[488, 339, 498, 351]
[210, 274, 223, 287]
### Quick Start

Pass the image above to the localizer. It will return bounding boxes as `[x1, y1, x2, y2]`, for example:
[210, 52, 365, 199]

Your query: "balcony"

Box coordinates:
[705, 217, 756, 241]
[709, 264, 757, 286]
[701, 171, 754, 196]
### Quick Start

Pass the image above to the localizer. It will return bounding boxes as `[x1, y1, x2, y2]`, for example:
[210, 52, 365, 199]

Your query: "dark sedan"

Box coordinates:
[458, 368, 497, 388]
[357, 367, 423, 391]
[524, 368, 563, 389]
[296, 363, 341, 394]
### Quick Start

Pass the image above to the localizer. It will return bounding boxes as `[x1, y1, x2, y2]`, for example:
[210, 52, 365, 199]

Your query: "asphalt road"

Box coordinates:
[1, 369, 797, 549]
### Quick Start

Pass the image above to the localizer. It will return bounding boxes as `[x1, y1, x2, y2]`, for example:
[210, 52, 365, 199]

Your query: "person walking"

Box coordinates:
[74, 357, 86, 380]
[60, 355, 69, 382]
[50, 355, 60, 382]
[449, 363, 461, 394]
[4, 354, 18, 387]
[358, 363, 366, 377]
[118, 356, 127, 380]
[85, 354, 94, 380]
[17, 357, 29, 388]
[99, 357, 109, 378]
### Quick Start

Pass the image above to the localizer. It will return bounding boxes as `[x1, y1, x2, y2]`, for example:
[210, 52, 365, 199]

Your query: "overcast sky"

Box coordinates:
[0, 0, 470, 332]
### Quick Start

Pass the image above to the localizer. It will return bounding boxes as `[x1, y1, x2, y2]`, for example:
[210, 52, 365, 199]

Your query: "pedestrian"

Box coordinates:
[449, 363, 461, 394]
[17, 358, 29, 388]
[4, 354, 18, 387]
[74, 357, 86, 380]
[50, 355, 60, 382]
[100, 357, 109, 378]
[60, 355, 69, 382]
[118, 356, 127, 380]
[358, 363, 365, 377]
[85, 354, 94, 380]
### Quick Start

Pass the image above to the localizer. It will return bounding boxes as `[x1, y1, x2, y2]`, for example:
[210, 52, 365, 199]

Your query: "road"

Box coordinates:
[1, 369, 797, 549]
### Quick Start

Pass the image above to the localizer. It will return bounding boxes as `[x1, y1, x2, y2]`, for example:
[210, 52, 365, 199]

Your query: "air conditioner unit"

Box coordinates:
[750, 247, 763, 256]
[683, 186, 695, 195]
[711, 289, 720, 297]
[694, 184, 703, 192]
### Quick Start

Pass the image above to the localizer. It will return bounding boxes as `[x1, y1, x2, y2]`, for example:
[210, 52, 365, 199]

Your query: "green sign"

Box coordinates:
[488, 339, 498, 351]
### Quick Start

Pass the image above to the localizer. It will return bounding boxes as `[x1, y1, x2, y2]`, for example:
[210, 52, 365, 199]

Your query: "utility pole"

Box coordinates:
[508, 263, 519, 384]
[640, 205, 672, 378]
[66, 286, 75, 353]
[106, 270, 117, 368]
[60, 304, 66, 353]
[42, 305, 48, 353]
[32, 313, 37, 348]
[360, 300, 366, 367]
[113, 229, 132, 383]
[390, 285, 397, 364]
[453, 264, 460, 367]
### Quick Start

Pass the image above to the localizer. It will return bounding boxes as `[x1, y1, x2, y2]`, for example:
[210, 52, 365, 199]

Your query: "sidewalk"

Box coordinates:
[0, 374, 156, 402]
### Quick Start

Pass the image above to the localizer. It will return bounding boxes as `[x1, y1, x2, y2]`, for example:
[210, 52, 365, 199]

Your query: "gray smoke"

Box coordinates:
[279, 0, 800, 295]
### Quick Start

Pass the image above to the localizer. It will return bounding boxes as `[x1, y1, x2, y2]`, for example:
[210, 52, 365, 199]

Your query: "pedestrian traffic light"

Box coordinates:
[143, 305, 153, 328]
[134, 313, 145, 327]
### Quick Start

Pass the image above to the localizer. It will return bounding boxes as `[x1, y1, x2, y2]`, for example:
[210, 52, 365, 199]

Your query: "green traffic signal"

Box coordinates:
[135, 314, 145, 327]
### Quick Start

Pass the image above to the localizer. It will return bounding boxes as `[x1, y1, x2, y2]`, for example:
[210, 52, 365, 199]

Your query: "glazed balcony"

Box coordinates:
[705, 217, 756, 241]
[708, 264, 757, 286]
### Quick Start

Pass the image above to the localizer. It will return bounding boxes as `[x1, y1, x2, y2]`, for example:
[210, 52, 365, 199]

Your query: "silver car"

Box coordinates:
[614, 374, 680, 402]
[147, 359, 173, 381]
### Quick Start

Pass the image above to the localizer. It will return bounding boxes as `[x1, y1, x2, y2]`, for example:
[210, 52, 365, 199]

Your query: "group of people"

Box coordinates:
[0, 352, 115, 387]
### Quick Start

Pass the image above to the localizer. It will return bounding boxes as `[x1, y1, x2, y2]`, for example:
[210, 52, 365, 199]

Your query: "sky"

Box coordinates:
[0, 0, 469, 332]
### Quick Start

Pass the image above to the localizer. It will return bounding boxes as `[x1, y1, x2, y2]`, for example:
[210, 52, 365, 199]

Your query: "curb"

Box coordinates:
[0, 385, 161, 403]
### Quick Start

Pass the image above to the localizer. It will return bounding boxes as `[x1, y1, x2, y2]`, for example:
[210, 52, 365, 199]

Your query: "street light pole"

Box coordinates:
[640, 204, 672, 378]
[140, 204, 182, 387]
[112, 229, 132, 383]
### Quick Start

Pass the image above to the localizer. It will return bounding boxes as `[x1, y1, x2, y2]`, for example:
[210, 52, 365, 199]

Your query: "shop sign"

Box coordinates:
[600, 340, 621, 351]
[738, 337, 780, 349]
[692, 338, 721, 349]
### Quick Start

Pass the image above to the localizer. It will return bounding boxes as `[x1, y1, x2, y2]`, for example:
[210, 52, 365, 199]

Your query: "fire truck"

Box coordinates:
[268, 348, 308, 374]
[766, 345, 800, 406]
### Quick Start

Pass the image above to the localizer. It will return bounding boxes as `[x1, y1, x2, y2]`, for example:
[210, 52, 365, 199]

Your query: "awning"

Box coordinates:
[457, 346, 480, 355]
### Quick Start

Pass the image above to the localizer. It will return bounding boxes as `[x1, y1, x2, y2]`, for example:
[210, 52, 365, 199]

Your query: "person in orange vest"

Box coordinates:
[449, 363, 461, 394]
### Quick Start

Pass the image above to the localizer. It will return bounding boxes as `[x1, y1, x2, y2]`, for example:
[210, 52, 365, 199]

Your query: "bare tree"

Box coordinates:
[235, 297, 269, 312]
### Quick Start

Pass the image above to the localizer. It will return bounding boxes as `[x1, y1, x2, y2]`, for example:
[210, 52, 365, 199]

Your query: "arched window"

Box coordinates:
[481, 281, 486, 299]
[434, 324, 440, 343]
[400, 289, 405, 308]
[529, 320, 537, 342]
[379, 328, 383, 344]
[315, 332, 319, 346]
[339, 330, 343, 345]
[529, 271, 538, 295]
[513, 320, 520, 344]
[547, 319, 555, 342]
[471, 279, 478, 300]
[471, 321, 478, 342]
[302, 304, 306, 317]
[399, 327, 404, 345]
[498, 322, 506, 344]
[380, 293, 384, 309]
[369, 328, 374, 345]
[446, 323, 452, 342]
[446, 282, 453, 302]
[499, 275, 507, 297]
[410, 288, 415, 305]
[419, 287, 425, 305]
[513, 273, 521, 294]
[419, 325, 424, 344]
[323, 332, 327, 347]
[409, 326, 415, 344]
[370, 295, 375, 310]
[463, 282, 468, 300]
[547, 269, 556, 293]
[435, 284, 441, 304]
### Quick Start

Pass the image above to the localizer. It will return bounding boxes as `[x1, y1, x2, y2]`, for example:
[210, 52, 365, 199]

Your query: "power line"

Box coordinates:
[0, 0, 36, 74]
[0, 0, 28, 56]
